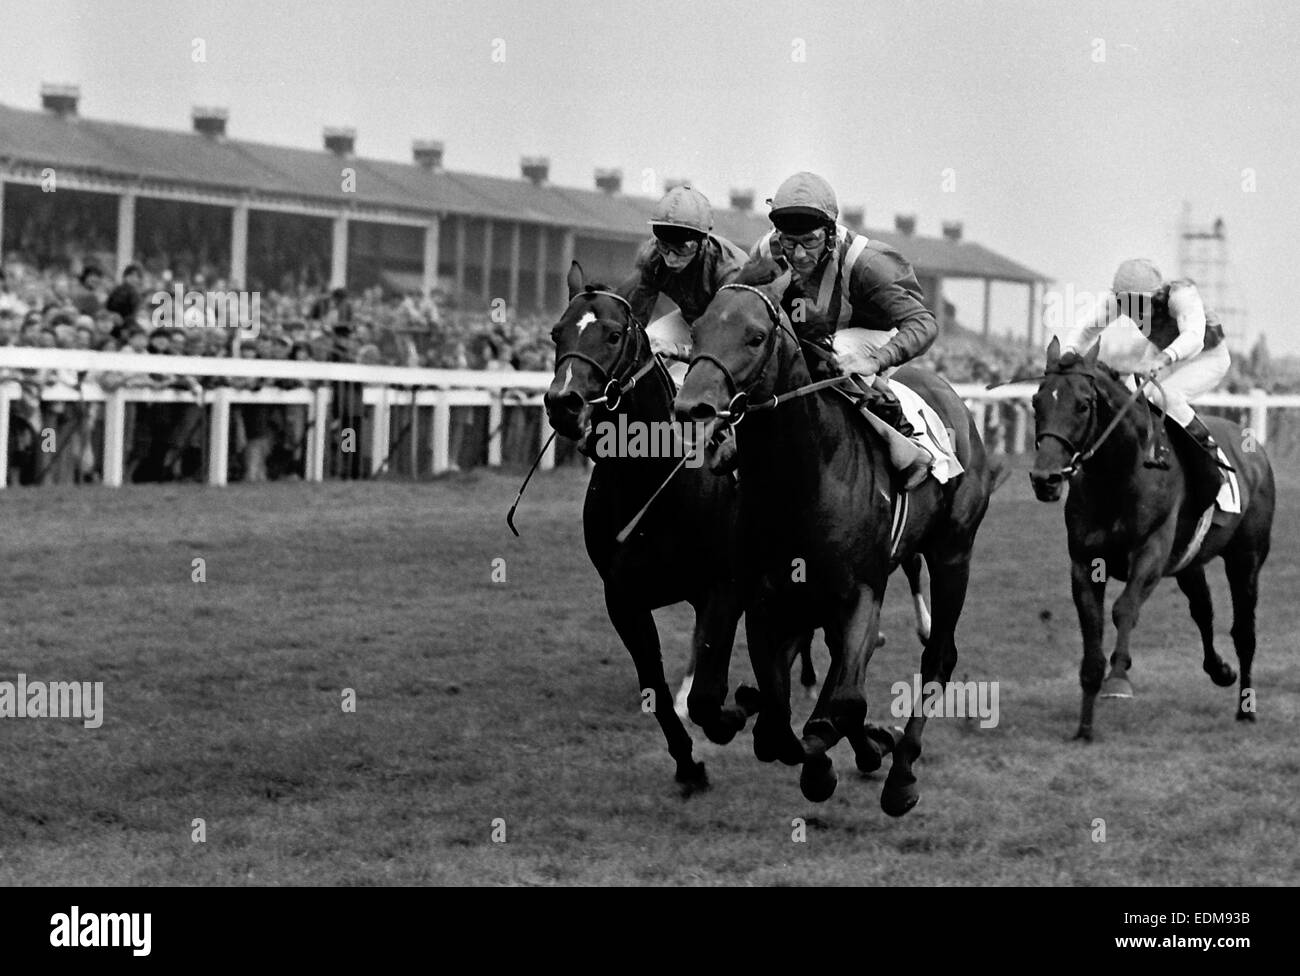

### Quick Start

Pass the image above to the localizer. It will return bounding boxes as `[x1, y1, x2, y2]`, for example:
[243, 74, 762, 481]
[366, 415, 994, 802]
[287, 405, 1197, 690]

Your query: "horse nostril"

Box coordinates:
[549, 391, 582, 415]
[689, 402, 717, 423]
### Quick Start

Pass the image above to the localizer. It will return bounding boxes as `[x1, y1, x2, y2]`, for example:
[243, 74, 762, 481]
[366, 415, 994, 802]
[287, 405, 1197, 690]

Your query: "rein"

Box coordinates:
[686, 282, 854, 428]
[508, 288, 665, 536]
[1035, 367, 1164, 479]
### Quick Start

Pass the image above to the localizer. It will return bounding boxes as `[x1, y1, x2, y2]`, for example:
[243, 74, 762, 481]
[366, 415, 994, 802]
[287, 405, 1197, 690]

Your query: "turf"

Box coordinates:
[0, 459, 1296, 885]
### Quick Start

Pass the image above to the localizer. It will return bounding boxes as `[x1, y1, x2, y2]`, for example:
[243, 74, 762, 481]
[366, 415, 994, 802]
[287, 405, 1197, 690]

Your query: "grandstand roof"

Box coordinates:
[0, 102, 1049, 283]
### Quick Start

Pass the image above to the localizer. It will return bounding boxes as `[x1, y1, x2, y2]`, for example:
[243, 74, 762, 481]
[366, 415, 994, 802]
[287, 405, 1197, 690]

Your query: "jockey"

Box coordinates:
[753, 171, 938, 489]
[624, 185, 750, 365]
[1060, 258, 1229, 472]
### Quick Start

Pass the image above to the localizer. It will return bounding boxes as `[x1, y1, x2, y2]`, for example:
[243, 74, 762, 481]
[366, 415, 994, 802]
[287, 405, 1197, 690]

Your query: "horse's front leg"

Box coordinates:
[1072, 555, 1108, 741]
[744, 596, 805, 767]
[1103, 540, 1167, 702]
[800, 581, 885, 803]
[684, 584, 748, 745]
[605, 587, 706, 792]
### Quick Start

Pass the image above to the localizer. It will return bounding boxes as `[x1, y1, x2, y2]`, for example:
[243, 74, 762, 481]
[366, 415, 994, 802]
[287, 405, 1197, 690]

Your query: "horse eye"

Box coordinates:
[607, 330, 622, 344]
[1076, 400, 1090, 413]
[745, 330, 765, 347]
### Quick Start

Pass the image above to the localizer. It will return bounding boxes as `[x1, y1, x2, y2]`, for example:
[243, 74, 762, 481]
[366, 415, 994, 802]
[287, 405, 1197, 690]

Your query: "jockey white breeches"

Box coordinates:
[1135, 344, 1231, 427]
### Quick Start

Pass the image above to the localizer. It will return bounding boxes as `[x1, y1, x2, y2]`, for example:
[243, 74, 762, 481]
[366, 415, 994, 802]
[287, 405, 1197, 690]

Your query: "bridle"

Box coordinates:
[553, 289, 663, 411]
[685, 282, 852, 427]
[1033, 364, 1164, 479]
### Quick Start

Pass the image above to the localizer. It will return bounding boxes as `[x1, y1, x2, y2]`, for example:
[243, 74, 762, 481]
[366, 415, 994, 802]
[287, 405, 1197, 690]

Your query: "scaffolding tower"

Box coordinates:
[1176, 202, 1253, 354]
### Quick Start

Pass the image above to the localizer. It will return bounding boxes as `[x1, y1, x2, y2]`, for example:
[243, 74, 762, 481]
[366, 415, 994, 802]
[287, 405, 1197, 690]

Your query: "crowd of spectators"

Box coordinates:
[0, 256, 1291, 484]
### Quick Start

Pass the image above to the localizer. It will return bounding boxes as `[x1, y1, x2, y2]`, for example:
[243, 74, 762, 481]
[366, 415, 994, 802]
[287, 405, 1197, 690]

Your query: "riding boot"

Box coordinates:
[1184, 415, 1222, 458]
[851, 376, 931, 491]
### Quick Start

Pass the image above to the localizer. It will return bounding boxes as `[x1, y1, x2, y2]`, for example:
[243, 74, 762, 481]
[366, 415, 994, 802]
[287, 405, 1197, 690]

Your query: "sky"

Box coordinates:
[2, 0, 1297, 350]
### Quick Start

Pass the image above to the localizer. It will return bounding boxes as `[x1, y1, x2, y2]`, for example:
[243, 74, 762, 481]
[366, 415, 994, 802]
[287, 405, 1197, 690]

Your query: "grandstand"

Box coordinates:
[0, 85, 1049, 341]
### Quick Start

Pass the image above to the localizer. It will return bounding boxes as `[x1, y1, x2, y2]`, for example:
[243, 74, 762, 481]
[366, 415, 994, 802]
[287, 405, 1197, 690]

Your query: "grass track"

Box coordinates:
[1, 460, 1297, 885]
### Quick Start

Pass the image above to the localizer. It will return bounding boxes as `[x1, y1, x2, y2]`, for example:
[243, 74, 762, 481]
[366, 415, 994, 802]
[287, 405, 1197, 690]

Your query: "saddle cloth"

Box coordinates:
[1214, 446, 1241, 515]
[887, 378, 964, 485]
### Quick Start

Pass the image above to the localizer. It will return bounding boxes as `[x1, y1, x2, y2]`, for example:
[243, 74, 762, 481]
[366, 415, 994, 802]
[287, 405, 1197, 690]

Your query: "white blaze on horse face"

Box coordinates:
[576, 311, 597, 336]
[560, 363, 574, 393]
[1051, 389, 1059, 402]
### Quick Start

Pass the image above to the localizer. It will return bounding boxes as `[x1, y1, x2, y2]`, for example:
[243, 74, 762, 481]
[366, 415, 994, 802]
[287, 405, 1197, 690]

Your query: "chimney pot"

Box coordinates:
[941, 220, 963, 242]
[413, 140, 445, 170]
[894, 213, 917, 236]
[41, 83, 80, 118]
[729, 188, 754, 212]
[522, 155, 550, 185]
[595, 168, 622, 194]
[842, 206, 865, 231]
[324, 127, 357, 156]
[192, 106, 228, 139]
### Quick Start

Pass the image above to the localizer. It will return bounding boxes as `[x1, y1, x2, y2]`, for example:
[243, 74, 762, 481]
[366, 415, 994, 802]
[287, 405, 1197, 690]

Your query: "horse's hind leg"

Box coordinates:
[883, 550, 966, 817]
[902, 553, 932, 644]
[605, 590, 706, 791]
[1224, 543, 1265, 722]
[1175, 564, 1236, 687]
[795, 630, 818, 699]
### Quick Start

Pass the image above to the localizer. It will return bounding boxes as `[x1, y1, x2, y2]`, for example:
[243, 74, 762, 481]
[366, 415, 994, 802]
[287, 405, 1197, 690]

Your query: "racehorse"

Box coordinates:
[674, 261, 991, 816]
[1029, 338, 1274, 739]
[543, 262, 811, 791]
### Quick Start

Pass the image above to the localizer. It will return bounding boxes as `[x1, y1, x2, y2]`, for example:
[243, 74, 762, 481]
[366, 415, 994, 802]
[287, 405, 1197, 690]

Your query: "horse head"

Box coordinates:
[673, 258, 797, 473]
[544, 261, 652, 453]
[1030, 336, 1132, 501]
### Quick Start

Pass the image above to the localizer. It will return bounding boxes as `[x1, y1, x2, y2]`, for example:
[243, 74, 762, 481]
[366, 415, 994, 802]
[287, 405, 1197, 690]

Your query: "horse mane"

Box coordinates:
[1054, 351, 1124, 386]
[734, 257, 783, 287]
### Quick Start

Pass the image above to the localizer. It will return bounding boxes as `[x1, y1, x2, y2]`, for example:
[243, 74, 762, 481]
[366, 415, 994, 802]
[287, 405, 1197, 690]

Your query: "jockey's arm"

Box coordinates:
[847, 252, 937, 372]
[1061, 293, 1119, 356]
[1160, 284, 1208, 365]
[622, 240, 663, 328]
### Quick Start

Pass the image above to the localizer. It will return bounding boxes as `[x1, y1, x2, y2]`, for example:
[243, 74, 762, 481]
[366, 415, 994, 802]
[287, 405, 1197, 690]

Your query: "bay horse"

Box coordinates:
[1029, 338, 1274, 739]
[673, 262, 991, 816]
[543, 262, 811, 791]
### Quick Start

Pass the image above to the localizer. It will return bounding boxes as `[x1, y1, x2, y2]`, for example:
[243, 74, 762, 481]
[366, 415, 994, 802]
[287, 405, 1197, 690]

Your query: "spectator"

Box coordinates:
[74, 266, 105, 315]
[106, 264, 145, 326]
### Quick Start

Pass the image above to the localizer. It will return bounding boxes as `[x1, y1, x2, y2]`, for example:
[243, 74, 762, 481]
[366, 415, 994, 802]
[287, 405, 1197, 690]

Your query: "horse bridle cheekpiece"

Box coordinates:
[1034, 360, 1162, 479]
[553, 288, 659, 411]
[687, 282, 852, 426]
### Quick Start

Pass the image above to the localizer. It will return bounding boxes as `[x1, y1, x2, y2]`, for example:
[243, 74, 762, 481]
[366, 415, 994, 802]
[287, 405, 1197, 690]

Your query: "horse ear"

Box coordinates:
[1082, 342, 1100, 366]
[1045, 335, 1061, 369]
[566, 262, 584, 301]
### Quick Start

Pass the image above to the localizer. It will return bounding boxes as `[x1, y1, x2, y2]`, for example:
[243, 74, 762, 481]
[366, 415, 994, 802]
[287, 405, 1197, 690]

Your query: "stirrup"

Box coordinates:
[1143, 443, 1171, 469]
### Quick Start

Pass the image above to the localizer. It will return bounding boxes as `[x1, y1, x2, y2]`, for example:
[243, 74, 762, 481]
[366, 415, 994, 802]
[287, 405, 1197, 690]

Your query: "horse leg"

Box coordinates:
[605, 590, 706, 792]
[883, 551, 967, 817]
[1175, 564, 1237, 688]
[1071, 557, 1107, 741]
[745, 599, 805, 766]
[1224, 544, 1264, 722]
[1102, 542, 1166, 700]
[684, 586, 748, 745]
[801, 582, 884, 804]
[902, 552, 932, 644]
[795, 630, 818, 699]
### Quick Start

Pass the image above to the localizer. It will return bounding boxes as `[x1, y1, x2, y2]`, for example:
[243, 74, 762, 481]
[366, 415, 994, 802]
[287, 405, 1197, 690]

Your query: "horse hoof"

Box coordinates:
[702, 721, 738, 746]
[881, 777, 919, 817]
[1236, 710, 1257, 723]
[800, 755, 837, 803]
[675, 760, 708, 795]
[1099, 676, 1134, 699]
[734, 685, 763, 715]
[1205, 662, 1237, 688]
[1072, 726, 1093, 742]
